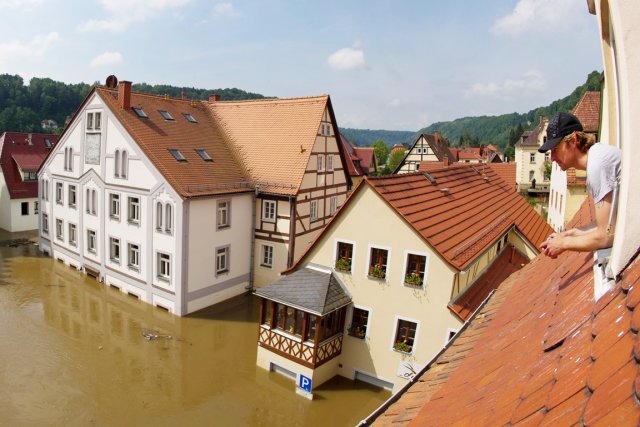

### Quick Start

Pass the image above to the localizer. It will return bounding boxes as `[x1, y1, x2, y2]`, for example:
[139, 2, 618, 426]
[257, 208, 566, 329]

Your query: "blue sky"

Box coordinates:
[0, 0, 601, 131]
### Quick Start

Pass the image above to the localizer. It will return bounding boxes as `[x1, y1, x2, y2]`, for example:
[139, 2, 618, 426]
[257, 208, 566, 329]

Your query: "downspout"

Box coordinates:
[249, 185, 258, 291]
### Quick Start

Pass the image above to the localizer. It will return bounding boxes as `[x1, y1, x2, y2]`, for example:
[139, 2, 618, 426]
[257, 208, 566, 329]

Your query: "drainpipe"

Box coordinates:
[288, 195, 296, 268]
[248, 185, 259, 291]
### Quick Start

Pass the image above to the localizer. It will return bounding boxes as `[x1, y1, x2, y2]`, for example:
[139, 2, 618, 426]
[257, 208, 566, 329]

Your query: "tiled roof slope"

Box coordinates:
[0, 132, 58, 199]
[353, 146, 375, 174]
[254, 267, 351, 316]
[339, 133, 367, 177]
[420, 133, 455, 163]
[573, 91, 601, 133]
[516, 117, 546, 148]
[488, 162, 516, 191]
[208, 96, 331, 196]
[366, 164, 552, 270]
[96, 88, 252, 198]
[371, 199, 640, 426]
[449, 245, 528, 321]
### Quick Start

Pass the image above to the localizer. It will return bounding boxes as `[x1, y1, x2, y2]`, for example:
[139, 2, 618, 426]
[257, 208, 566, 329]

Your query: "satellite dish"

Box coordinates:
[105, 75, 118, 88]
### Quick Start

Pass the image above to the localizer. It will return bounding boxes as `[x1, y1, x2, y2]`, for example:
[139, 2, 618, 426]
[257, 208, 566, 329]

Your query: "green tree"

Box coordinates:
[504, 146, 515, 162]
[372, 139, 389, 166]
[381, 149, 406, 175]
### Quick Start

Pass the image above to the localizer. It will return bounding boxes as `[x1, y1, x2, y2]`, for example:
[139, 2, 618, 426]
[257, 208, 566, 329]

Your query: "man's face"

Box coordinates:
[550, 136, 572, 171]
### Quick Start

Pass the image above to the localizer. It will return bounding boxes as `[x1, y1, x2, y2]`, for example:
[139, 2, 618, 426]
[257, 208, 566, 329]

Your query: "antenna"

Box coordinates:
[105, 75, 118, 88]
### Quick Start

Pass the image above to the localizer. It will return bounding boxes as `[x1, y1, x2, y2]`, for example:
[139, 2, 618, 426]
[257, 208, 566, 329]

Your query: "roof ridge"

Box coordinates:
[213, 94, 329, 105]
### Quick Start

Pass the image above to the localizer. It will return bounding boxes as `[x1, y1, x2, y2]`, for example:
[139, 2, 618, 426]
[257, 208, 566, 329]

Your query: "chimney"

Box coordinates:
[434, 131, 441, 143]
[118, 81, 132, 110]
[209, 94, 220, 103]
[27, 133, 33, 145]
[443, 156, 449, 167]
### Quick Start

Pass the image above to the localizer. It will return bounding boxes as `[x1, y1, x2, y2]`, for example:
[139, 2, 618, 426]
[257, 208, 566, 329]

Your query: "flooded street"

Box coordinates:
[0, 243, 389, 427]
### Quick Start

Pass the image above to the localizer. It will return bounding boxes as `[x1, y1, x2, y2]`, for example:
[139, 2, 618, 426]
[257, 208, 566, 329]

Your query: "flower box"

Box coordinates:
[394, 341, 412, 353]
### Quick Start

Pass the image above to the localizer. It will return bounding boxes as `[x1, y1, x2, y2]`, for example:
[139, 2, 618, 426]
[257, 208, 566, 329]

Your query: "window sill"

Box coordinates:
[109, 215, 120, 221]
[127, 220, 140, 226]
[367, 275, 387, 281]
[403, 282, 425, 289]
[157, 276, 170, 283]
[393, 348, 413, 355]
[110, 258, 120, 265]
[260, 264, 273, 269]
[128, 265, 140, 272]
[217, 225, 230, 230]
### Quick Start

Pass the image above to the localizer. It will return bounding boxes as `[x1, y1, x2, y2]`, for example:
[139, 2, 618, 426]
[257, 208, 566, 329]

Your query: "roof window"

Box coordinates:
[168, 149, 187, 162]
[44, 138, 52, 149]
[182, 113, 197, 123]
[195, 149, 213, 162]
[159, 110, 174, 121]
[132, 107, 148, 118]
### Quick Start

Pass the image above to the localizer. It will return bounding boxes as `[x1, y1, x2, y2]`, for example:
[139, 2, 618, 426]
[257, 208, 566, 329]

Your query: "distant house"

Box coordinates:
[0, 132, 58, 232]
[41, 119, 58, 130]
[449, 144, 502, 164]
[514, 116, 550, 193]
[38, 82, 351, 315]
[547, 91, 600, 231]
[394, 132, 454, 173]
[339, 134, 377, 188]
[254, 163, 551, 393]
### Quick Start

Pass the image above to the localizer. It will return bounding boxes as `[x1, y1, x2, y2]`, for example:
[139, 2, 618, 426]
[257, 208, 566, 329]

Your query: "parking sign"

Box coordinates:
[299, 374, 312, 392]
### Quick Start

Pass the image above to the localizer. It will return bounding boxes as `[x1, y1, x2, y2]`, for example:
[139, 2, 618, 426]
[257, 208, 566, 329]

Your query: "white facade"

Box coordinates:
[38, 92, 252, 315]
[0, 182, 39, 232]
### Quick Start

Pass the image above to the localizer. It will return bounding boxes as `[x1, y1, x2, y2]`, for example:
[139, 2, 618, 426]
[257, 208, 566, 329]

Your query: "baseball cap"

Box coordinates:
[538, 112, 583, 153]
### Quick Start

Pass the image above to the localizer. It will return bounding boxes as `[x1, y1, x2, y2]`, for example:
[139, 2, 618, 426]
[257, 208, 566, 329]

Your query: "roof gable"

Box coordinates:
[208, 96, 332, 196]
[95, 87, 252, 198]
[572, 91, 601, 133]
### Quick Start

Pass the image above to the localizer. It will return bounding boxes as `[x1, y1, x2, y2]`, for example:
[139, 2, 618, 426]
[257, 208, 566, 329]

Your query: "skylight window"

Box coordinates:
[195, 149, 213, 162]
[168, 149, 187, 162]
[44, 138, 52, 148]
[182, 113, 197, 123]
[159, 110, 174, 121]
[132, 107, 148, 118]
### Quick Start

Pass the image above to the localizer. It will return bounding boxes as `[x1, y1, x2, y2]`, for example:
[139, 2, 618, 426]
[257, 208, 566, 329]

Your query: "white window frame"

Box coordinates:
[216, 245, 230, 276]
[56, 182, 63, 205]
[68, 185, 76, 208]
[68, 223, 77, 246]
[42, 213, 49, 234]
[261, 244, 274, 268]
[109, 237, 120, 263]
[327, 154, 334, 172]
[87, 229, 96, 254]
[157, 252, 171, 282]
[34, 201, 38, 214]
[262, 200, 276, 222]
[109, 193, 120, 219]
[366, 244, 391, 281]
[529, 153, 536, 164]
[391, 315, 420, 355]
[127, 196, 140, 224]
[128, 242, 140, 271]
[156, 202, 163, 231]
[55, 218, 63, 241]
[317, 154, 325, 172]
[310, 200, 318, 221]
[333, 238, 356, 274]
[347, 305, 372, 340]
[329, 196, 337, 215]
[21, 201, 28, 216]
[401, 250, 429, 289]
[217, 199, 230, 229]
[165, 204, 172, 234]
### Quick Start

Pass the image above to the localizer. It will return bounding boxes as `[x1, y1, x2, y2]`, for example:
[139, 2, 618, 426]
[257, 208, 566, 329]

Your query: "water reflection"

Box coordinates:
[0, 244, 389, 426]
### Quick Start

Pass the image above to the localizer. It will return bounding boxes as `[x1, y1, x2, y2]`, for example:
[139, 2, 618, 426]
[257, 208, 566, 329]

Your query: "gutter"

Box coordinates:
[356, 289, 498, 426]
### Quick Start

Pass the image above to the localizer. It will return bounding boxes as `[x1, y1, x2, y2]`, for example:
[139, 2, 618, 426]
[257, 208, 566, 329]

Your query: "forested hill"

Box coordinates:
[340, 70, 602, 149]
[0, 74, 269, 133]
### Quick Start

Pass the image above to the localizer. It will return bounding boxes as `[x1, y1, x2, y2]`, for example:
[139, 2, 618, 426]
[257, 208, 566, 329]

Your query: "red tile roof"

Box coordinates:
[516, 116, 546, 148]
[370, 199, 640, 426]
[448, 245, 528, 321]
[366, 164, 552, 270]
[353, 146, 376, 174]
[0, 132, 58, 199]
[96, 87, 253, 198]
[488, 162, 516, 191]
[572, 91, 601, 133]
[339, 134, 376, 177]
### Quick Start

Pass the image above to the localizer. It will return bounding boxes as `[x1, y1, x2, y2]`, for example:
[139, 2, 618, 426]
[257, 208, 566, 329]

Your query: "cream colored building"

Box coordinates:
[395, 132, 454, 174]
[255, 164, 551, 393]
[515, 116, 550, 193]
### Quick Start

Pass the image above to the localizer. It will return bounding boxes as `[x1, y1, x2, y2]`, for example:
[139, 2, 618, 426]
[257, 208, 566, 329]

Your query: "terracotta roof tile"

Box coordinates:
[353, 146, 375, 173]
[488, 163, 516, 190]
[0, 132, 59, 199]
[367, 164, 552, 270]
[572, 91, 601, 133]
[209, 96, 333, 195]
[366, 199, 640, 426]
[96, 88, 252, 198]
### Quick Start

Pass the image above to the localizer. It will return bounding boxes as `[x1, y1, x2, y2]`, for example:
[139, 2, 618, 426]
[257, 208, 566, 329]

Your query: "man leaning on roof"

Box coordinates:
[539, 112, 621, 259]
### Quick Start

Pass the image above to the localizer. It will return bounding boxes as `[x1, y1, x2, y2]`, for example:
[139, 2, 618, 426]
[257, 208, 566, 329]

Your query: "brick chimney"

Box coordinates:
[443, 155, 449, 167]
[434, 131, 441, 143]
[209, 94, 220, 103]
[118, 81, 132, 110]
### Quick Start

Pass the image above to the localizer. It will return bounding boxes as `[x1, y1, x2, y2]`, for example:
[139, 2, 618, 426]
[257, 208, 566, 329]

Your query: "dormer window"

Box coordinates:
[169, 149, 186, 162]
[159, 110, 174, 121]
[195, 149, 213, 161]
[182, 113, 197, 123]
[132, 107, 148, 118]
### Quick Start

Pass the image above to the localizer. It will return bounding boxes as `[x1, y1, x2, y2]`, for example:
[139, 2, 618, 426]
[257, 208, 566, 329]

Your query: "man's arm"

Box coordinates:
[541, 192, 615, 258]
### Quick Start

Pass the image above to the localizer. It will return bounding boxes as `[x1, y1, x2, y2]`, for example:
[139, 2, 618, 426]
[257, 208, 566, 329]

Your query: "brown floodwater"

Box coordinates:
[0, 243, 390, 427]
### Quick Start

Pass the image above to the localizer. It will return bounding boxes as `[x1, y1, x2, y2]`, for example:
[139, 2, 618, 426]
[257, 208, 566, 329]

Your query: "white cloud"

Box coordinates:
[327, 47, 365, 71]
[0, 32, 59, 62]
[467, 70, 546, 98]
[491, 0, 581, 38]
[388, 98, 401, 107]
[79, 0, 192, 32]
[212, 3, 236, 17]
[90, 51, 124, 68]
[0, 0, 42, 8]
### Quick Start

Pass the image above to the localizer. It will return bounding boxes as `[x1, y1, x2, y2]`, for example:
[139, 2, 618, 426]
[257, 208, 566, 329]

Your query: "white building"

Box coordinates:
[514, 116, 550, 193]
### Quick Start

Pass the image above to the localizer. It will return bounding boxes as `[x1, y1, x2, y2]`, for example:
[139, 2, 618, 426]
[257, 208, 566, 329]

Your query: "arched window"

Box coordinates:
[156, 202, 163, 230]
[92, 190, 97, 214]
[86, 188, 91, 213]
[68, 148, 73, 171]
[115, 150, 120, 177]
[121, 151, 128, 179]
[165, 204, 172, 233]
